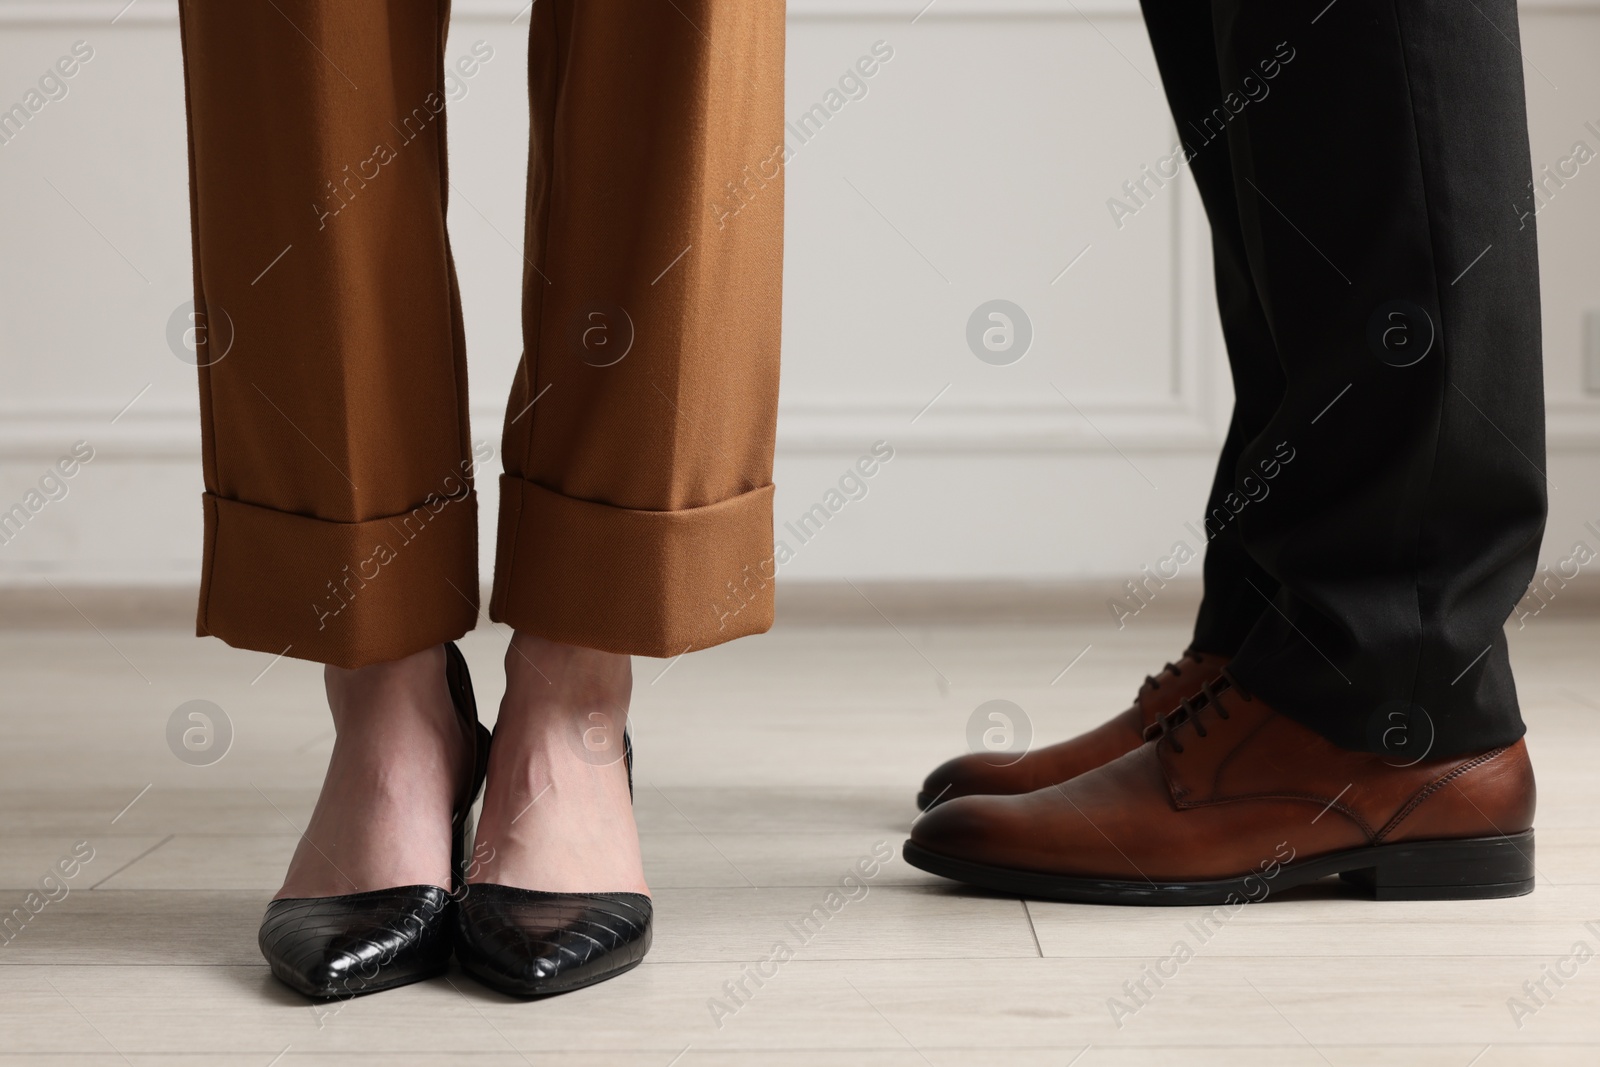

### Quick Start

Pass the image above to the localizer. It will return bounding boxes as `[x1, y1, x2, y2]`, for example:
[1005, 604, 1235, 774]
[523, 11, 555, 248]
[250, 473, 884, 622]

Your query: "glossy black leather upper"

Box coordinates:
[455, 886, 653, 997]
[259, 886, 456, 998]
[258, 641, 488, 1000]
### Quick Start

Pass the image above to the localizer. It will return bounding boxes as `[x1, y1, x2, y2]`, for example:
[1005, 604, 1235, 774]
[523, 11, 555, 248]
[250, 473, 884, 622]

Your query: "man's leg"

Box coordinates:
[905, 0, 1542, 902]
[1212, 0, 1546, 757]
[1142, 0, 1287, 659]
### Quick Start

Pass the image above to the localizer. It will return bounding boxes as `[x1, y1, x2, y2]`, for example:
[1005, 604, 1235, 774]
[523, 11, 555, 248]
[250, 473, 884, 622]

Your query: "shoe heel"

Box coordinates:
[624, 729, 634, 802]
[1339, 831, 1535, 900]
[452, 722, 491, 891]
[444, 642, 492, 895]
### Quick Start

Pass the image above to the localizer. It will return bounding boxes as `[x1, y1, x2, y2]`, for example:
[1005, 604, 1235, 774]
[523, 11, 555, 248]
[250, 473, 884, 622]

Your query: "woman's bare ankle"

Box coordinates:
[275, 644, 468, 899]
[503, 631, 630, 712]
[469, 632, 646, 894]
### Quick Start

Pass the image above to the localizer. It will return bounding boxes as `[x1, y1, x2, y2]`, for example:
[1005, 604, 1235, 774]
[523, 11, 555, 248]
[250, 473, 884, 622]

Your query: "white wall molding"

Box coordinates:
[0, 395, 1220, 461]
[7, 398, 1598, 461]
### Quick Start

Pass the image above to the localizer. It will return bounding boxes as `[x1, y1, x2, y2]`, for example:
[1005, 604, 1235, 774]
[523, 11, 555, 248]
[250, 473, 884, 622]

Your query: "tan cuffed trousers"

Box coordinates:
[178, 0, 785, 669]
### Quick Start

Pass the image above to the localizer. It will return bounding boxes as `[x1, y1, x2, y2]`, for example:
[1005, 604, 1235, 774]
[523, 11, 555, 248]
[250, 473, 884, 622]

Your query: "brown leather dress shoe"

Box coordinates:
[916, 649, 1229, 809]
[905, 675, 1535, 904]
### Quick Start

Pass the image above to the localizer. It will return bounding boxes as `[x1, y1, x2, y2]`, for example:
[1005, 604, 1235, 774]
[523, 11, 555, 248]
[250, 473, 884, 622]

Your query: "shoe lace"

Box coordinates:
[1142, 648, 1204, 693]
[1148, 671, 1250, 754]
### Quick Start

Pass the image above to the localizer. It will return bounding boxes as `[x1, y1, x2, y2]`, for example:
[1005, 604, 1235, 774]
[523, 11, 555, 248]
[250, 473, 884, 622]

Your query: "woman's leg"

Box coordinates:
[179, 0, 480, 893]
[180, 0, 478, 670]
[278, 646, 468, 897]
[476, 0, 786, 890]
[471, 635, 644, 892]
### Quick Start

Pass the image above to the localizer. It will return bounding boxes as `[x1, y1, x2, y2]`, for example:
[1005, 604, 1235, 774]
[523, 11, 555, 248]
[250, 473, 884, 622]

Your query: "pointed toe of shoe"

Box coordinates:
[259, 886, 455, 999]
[456, 886, 652, 997]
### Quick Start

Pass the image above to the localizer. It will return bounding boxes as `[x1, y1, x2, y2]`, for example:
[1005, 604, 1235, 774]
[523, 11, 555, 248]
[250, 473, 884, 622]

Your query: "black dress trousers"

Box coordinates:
[1140, 0, 1547, 757]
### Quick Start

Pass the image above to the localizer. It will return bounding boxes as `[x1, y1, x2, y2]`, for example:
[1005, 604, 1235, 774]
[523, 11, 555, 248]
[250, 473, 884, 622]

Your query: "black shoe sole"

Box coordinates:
[902, 831, 1536, 905]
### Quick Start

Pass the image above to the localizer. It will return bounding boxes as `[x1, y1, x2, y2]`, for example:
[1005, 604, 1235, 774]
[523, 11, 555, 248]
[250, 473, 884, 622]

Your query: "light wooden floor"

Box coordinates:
[2, 615, 1598, 1065]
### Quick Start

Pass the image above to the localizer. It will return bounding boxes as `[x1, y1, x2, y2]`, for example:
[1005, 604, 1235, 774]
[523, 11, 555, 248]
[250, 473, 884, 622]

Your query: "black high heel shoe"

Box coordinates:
[258, 642, 491, 999]
[455, 731, 653, 997]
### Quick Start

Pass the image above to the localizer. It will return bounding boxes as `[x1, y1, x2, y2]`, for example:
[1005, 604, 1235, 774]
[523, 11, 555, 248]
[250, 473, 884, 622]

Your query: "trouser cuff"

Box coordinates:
[490, 476, 775, 657]
[197, 492, 479, 669]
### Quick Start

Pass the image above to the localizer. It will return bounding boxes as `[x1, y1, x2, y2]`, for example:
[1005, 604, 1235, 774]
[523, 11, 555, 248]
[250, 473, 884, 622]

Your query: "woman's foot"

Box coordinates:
[469, 632, 648, 895]
[275, 644, 470, 899]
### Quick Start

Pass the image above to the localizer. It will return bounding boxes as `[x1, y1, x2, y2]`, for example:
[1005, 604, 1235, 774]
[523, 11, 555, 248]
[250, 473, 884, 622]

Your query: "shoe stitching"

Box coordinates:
[1374, 746, 1509, 843]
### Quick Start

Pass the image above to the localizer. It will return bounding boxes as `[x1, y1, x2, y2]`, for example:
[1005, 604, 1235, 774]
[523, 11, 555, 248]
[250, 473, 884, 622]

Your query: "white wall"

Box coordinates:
[1, 0, 1597, 587]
